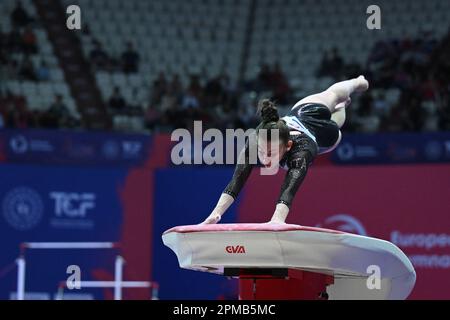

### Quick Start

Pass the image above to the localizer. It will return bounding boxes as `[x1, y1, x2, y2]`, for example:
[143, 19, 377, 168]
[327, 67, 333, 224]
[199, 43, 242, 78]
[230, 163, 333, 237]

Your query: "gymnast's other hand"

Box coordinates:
[268, 203, 289, 224]
[199, 193, 234, 225]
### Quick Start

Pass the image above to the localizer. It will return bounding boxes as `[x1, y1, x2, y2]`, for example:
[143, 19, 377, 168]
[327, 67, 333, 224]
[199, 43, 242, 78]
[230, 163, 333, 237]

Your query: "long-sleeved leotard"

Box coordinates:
[223, 132, 317, 207]
[223, 137, 255, 199]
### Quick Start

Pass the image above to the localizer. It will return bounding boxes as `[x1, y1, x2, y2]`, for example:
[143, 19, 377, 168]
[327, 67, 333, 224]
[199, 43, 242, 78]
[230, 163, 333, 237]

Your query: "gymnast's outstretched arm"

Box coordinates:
[270, 137, 316, 223]
[200, 139, 255, 224]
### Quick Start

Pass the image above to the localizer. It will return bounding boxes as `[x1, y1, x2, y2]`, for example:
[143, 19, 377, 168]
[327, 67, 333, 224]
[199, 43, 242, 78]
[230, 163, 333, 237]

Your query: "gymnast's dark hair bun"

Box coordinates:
[258, 99, 279, 123]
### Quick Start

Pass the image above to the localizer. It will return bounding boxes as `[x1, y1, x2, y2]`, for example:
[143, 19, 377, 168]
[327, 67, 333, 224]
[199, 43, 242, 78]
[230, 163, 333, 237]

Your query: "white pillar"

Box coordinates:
[16, 257, 26, 300]
[114, 256, 124, 300]
[151, 283, 159, 300]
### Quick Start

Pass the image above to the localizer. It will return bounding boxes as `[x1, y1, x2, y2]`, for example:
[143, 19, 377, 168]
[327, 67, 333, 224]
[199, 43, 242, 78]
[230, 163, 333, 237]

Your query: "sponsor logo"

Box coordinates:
[225, 245, 246, 254]
[391, 231, 450, 269]
[336, 143, 378, 162]
[317, 214, 367, 236]
[2, 187, 44, 231]
[122, 141, 142, 158]
[49, 192, 96, 230]
[336, 143, 354, 161]
[50, 192, 96, 217]
[445, 141, 450, 158]
[10, 135, 28, 154]
[424, 141, 442, 160]
[102, 141, 120, 159]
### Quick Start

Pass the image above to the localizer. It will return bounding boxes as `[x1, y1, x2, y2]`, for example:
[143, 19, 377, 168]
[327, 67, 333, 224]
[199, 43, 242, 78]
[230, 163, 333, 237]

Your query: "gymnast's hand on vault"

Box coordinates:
[199, 213, 221, 225]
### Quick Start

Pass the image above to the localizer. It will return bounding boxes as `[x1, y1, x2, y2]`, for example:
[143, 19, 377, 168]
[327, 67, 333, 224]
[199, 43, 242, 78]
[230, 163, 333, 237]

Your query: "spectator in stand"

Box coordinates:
[187, 74, 202, 100]
[2, 91, 29, 129]
[44, 94, 71, 128]
[36, 60, 50, 81]
[354, 92, 380, 133]
[257, 63, 273, 91]
[19, 55, 36, 81]
[0, 27, 6, 59]
[2, 91, 28, 116]
[0, 91, 6, 128]
[108, 86, 127, 113]
[318, 48, 344, 80]
[3, 58, 19, 79]
[169, 74, 183, 98]
[27, 110, 42, 128]
[6, 109, 28, 128]
[121, 42, 140, 73]
[271, 62, 291, 104]
[204, 75, 224, 108]
[90, 39, 109, 70]
[22, 26, 37, 54]
[150, 71, 167, 105]
[329, 47, 344, 80]
[181, 88, 200, 110]
[7, 28, 23, 53]
[159, 84, 179, 114]
[11, 1, 31, 29]
[144, 104, 161, 132]
[128, 88, 144, 115]
[317, 50, 332, 77]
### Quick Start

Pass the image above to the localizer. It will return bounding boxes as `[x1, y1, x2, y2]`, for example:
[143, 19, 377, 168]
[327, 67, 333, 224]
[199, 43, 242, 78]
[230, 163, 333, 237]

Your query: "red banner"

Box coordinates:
[238, 164, 450, 299]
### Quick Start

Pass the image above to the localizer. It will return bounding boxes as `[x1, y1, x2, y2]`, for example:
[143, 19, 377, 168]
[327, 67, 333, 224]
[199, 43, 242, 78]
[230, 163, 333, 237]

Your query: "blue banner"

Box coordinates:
[332, 132, 450, 164]
[0, 129, 152, 166]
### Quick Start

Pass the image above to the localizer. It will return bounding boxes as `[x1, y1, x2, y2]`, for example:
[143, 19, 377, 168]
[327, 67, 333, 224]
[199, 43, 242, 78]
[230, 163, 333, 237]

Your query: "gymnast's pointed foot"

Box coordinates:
[335, 97, 352, 110]
[354, 75, 369, 93]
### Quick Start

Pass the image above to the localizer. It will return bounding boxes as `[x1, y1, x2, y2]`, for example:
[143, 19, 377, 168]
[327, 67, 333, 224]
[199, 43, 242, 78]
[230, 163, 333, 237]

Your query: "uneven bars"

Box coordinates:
[21, 242, 119, 250]
[60, 281, 152, 288]
[17, 242, 120, 300]
[56, 281, 156, 300]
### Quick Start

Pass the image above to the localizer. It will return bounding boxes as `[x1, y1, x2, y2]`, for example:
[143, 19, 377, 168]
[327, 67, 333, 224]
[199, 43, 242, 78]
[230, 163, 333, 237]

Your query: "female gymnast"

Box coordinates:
[201, 76, 369, 224]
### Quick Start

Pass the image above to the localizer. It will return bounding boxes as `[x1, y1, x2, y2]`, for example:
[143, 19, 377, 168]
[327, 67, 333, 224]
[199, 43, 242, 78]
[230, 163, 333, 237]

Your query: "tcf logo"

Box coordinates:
[225, 245, 246, 254]
[50, 192, 96, 217]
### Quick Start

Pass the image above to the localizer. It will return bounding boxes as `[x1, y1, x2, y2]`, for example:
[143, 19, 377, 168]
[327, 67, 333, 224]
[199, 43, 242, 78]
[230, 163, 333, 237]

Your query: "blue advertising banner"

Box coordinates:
[0, 129, 152, 166]
[2, 129, 450, 167]
[332, 132, 450, 164]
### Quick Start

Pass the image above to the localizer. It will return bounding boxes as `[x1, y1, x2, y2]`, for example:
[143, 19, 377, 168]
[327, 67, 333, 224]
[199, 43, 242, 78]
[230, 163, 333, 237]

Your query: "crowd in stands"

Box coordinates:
[0, 90, 77, 129]
[1, 1, 450, 134]
[316, 30, 450, 133]
[108, 28, 450, 134]
[89, 38, 140, 74]
[0, 1, 79, 130]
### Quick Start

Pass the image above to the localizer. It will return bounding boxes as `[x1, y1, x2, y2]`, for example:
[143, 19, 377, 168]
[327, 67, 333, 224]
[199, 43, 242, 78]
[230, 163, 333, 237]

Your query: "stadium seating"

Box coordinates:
[2, 0, 450, 132]
[1, 0, 79, 118]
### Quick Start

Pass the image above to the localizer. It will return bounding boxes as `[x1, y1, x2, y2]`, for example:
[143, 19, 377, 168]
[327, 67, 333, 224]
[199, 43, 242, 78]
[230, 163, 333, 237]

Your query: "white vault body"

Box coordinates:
[162, 223, 416, 300]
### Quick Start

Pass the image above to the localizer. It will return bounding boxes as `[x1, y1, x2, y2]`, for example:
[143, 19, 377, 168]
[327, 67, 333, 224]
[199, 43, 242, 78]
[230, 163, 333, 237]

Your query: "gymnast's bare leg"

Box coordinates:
[293, 76, 369, 147]
[294, 75, 369, 114]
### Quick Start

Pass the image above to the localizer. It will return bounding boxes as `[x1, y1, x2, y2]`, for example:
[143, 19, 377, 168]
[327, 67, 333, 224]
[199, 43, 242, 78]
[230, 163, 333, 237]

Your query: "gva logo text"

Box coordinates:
[225, 245, 246, 254]
[50, 192, 96, 217]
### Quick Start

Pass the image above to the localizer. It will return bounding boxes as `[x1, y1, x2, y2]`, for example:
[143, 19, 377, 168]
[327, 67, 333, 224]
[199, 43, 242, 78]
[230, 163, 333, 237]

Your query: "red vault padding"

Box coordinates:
[226, 268, 334, 300]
